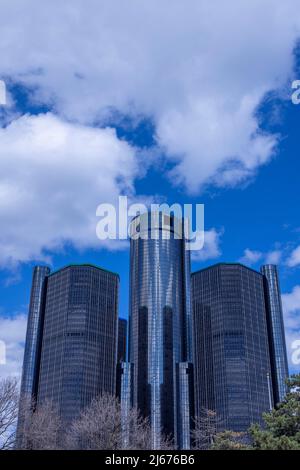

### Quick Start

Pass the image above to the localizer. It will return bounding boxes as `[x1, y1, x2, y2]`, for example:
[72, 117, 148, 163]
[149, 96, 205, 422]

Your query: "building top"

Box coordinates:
[192, 262, 262, 277]
[130, 210, 186, 239]
[261, 264, 278, 270]
[48, 263, 120, 279]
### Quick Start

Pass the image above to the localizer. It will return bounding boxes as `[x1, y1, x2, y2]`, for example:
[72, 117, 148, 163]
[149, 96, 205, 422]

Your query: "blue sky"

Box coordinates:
[0, 1, 300, 377]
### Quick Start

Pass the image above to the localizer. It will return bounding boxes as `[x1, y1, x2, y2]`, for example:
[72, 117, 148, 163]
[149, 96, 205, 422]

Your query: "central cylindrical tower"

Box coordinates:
[128, 211, 192, 449]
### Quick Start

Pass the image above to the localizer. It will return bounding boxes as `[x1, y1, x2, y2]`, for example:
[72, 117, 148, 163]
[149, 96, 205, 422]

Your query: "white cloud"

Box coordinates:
[282, 286, 300, 372]
[239, 248, 263, 265]
[0, 314, 27, 380]
[0, 113, 137, 266]
[192, 228, 223, 262]
[286, 246, 300, 267]
[265, 250, 282, 265]
[239, 248, 283, 266]
[0, 0, 299, 194]
[282, 286, 300, 322]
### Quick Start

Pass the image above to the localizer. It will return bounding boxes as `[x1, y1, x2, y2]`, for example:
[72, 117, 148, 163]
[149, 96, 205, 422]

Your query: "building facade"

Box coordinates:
[116, 318, 128, 398]
[17, 266, 50, 443]
[128, 211, 193, 449]
[19, 266, 50, 401]
[18, 263, 119, 435]
[37, 264, 119, 423]
[118, 318, 127, 363]
[192, 263, 274, 434]
[261, 265, 289, 404]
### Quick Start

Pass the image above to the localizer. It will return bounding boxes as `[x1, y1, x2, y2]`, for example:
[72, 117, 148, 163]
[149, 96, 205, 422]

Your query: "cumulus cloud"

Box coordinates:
[265, 250, 282, 265]
[0, 113, 137, 266]
[282, 286, 300, 372]
[286, 245, 300, 267]
[239, 248, 263, 265]
[0, 0, 299, 194]
[191, 228, 223, 262]
[239, 248, 283, 266]
[0, 314, 27, 380]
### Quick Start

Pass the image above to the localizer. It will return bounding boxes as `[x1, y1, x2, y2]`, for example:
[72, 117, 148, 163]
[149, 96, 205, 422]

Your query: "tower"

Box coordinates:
[128, 211, 193, 449]
[17, 263, 119, 442]
[261, 265, 289, 404]
[192, 263, 274, 435]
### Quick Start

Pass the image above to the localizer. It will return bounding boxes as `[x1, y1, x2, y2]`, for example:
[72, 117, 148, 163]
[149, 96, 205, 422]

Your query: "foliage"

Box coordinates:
[211, 374, 300, 450]
[211, 431, 251, 450]
[192, 409, 222, 449]
[249, 374, 300, 450]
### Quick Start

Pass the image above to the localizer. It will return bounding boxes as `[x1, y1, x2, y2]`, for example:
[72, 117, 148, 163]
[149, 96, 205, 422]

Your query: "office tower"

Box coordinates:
[19, 266, 50, 400]
[17, 266, 50, 444]
[128, 211, 193, 449]
[192, 263, 273, 434]
[261, 265, 289, 404]
[36, 264, 119, 423]
[17, 263, 119, 444]
[118, 318, 127, 363]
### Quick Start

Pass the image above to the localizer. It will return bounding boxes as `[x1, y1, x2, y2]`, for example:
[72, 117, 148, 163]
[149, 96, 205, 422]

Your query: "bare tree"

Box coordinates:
[192, 408, 223, 450]
[19, 399, 62, 450]
[124, 407, 174, 450]
[66, 393, 173, 450]
[0, 377, 19, 450]
[66, 393, 123, 450]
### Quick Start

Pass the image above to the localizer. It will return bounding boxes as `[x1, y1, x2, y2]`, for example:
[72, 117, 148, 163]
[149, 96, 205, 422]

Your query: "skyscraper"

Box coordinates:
[19, 266, 50, 401]
[18, 264, 119, 433]
[37, 264, 119, 423]
[261, 265, 289, 405]
[17, 266, 50, 443]
[192, 263, 274, 434]
[128, 211, 193, 449]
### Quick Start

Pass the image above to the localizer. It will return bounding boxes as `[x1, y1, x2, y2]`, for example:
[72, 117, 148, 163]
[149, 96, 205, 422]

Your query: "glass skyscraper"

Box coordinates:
[18, 264, 119, 432]
[37, 264, 119, 423]
[192, 263, 274, 434]
[128, 211, 193, 449]
[261, 265, 289, 404]
[19, 266, 50, 400]
[17, 266, 50, 444]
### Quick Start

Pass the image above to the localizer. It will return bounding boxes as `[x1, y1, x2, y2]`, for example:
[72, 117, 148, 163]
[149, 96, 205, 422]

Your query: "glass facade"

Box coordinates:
[120, 362, 133, 448]
[116, 319, 128, 398]
[192, 263, 273, 434]
[128, 211, 192, 449]
[17, 266, 50, 443]
[19, 266, 50, 398]
[177, 362, 194, 450]
[35, 265, 119, 423]
[261, 265, 289, 404]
